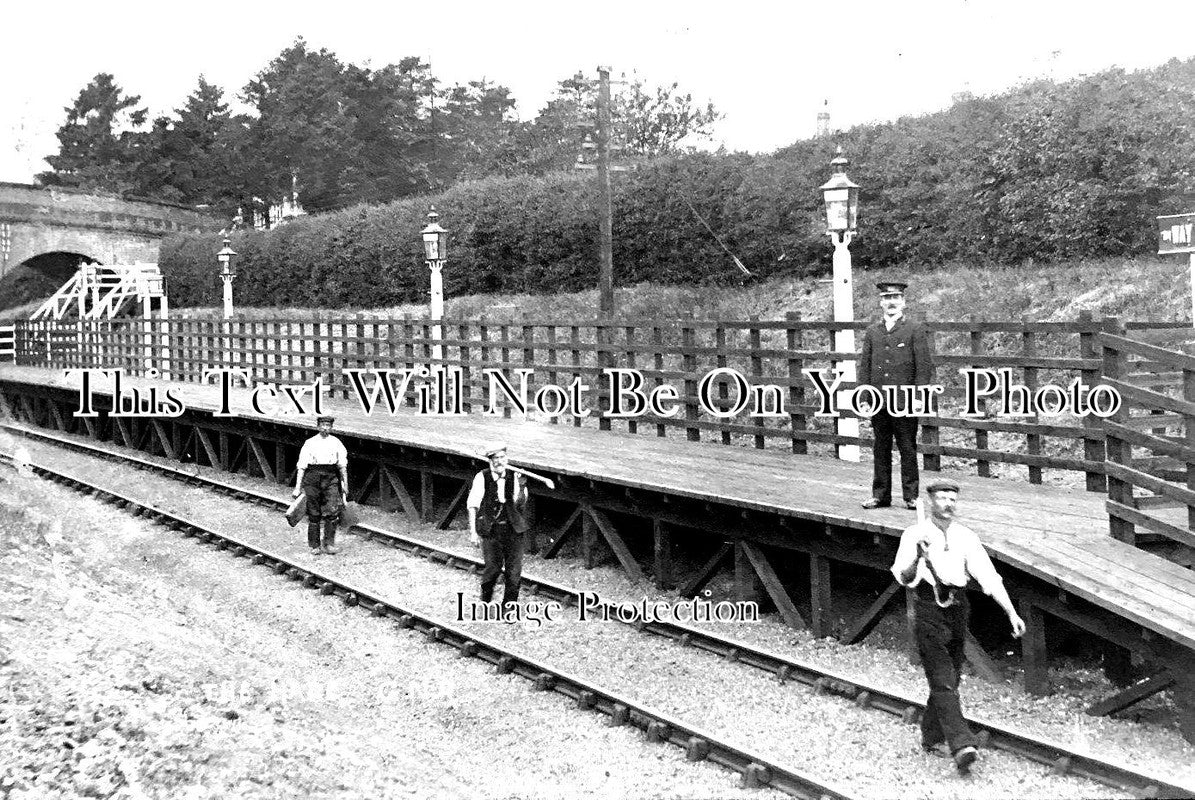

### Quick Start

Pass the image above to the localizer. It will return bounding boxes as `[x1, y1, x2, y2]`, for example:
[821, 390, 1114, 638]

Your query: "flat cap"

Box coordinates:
[925, 477, 960, 494]
[483, 441, 507, 457]
[315, 415, 335, 425]
[876, 280, 908, 295]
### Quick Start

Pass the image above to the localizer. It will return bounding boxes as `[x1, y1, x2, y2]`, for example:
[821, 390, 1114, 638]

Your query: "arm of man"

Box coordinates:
[293, 440, 311, 497]
[513, 473, 528, 507]
[965, 535, 1026, 637]
[337, 439, 349, 498]
[465, 472, 486, 546]
[890, 524, 926, 587]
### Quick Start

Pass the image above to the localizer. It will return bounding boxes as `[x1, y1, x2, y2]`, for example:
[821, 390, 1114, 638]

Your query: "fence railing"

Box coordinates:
[0, 324, 14, 361]
[1100, 331, 1195, 558]
[10, 314, 1188, 491]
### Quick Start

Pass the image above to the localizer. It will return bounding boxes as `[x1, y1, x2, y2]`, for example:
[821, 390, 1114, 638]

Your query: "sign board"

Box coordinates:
[1158, 213, 1195, 255]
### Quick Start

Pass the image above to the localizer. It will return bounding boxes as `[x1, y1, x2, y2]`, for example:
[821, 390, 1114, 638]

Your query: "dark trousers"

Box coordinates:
[872, 409, 919, 503]
[302, 468, 341, 549]
[480, 522, 525, 603]
[915, 588, 976, 754]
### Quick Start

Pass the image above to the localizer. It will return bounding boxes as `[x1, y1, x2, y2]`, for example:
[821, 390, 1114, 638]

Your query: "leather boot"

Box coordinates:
[322, 520, 339, 554]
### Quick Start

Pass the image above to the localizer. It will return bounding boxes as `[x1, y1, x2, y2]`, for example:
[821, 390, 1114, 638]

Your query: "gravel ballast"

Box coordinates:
[9, 433, 1192, 798]
[0, 461, 789, 799]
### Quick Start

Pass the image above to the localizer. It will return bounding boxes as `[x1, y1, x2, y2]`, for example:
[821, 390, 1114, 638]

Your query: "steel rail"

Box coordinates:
[5, 422, 1192, 800]
[0, 449, 852, 800]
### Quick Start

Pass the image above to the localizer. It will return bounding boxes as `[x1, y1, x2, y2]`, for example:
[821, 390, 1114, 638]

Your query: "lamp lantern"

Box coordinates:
[819, 146, 860, 234]
[217, 237, 237, 319]
[421, 206, 448, 263]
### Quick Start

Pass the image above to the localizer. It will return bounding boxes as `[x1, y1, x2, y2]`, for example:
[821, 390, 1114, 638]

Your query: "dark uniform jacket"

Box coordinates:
[475, 471, 530, 537]
[857, 316, 934, 388]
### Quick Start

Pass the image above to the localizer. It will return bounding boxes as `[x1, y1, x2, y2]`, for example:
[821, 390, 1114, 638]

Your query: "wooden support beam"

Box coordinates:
[134, 420, 152, 452]
[841, 582, 901, 645]
[580, 512, 598, 568]
[964, 632, 1003, 684]
[585, 505, 643, 583]
[1102, 642, 1134, 687]
[247, 437, 274, 480]
[18, 396, 37, 424]
[420, 472, 434, 523]
[228, 438, 247, 473]
[351, 465, 379, 503]
[904, 589, 919, 665]
[734, 541, 763, 605]
[218, 430, 230, 470]
[381, 466, 418, 516]
[0, 391, 15, 420]
[195, 427, 219, 468]
[653, 520, 675, 589]
[80, 415, 97, 439]
[113, 417, 132, 448]
[48, 401, 66, 432]
[543, 507, 582, 559]
[436, 481, 470, 530]
[810, 552, 833, 638]
[739, 540, 807, 631]
[274, 441, 288, 486]
[151, 420, 176, 461]
[1018, 599, 1049, 695]
[179, 426, 195, 461]
[678, 542, 733, 599]
[1086, 671, 1175, 717]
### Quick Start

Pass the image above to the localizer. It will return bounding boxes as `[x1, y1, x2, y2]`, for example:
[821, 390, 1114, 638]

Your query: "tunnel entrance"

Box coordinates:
[0, 252, 101, 314]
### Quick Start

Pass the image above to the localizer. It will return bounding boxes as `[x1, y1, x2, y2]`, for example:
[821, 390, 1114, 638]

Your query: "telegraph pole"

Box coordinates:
[596, 66, 614, 319]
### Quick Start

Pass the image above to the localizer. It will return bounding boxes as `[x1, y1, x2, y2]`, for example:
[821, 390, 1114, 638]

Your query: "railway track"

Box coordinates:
[0, 447, 851, 800]
[5, 422, 1193, 800]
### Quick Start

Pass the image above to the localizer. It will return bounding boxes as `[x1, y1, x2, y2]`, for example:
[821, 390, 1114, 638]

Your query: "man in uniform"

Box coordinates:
[890, 478, 1026, 775]
[467, 442, 529, 605]
[292, 415, 349, 556]
[858, 280, 934, 509]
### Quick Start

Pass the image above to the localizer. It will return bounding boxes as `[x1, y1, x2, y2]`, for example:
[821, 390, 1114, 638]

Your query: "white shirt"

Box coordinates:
[297, 434, 348, 469]
[466, 470, 526, 510]
[890, 518, 1007, 598]
[883, 312, 903, 332]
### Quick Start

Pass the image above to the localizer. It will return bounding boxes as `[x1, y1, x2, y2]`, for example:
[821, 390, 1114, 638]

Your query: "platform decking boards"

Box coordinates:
[4, 363, 1194, 650]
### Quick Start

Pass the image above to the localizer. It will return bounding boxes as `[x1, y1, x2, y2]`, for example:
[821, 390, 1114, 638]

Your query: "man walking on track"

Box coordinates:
[858, 279, 934, 510]
[890, 478, 1026, 775]
[293, 415, 349, 556]
[468, 442, 529, 605]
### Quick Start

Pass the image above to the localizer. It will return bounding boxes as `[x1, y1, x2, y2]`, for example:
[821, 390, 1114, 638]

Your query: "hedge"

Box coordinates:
[160, 58, 1195, 308]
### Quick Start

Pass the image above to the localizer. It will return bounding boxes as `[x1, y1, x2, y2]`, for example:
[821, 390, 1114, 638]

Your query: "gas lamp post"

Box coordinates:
[421, 206, 448, 363]
[819, 146, 861, 461]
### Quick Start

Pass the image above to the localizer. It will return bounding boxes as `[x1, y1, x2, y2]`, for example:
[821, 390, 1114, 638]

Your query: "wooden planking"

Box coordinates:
[991, 538, 1195, 650]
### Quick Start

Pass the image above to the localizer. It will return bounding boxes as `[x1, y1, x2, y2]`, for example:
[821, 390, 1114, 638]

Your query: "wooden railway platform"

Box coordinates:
[2, 363, 1194, 735]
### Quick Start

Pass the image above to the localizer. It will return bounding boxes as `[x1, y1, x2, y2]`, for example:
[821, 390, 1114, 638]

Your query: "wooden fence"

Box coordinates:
[11, 314, 1188, 491]
[1100, 331, 1195, 560]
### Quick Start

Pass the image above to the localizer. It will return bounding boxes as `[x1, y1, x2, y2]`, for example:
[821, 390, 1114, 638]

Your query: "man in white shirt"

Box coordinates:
[890, 478, 1026, 775]
[467, 442, 529, 604]
[292, 415, 349, 556]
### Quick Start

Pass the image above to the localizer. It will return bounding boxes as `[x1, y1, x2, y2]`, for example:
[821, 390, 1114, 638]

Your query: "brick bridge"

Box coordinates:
[0, 182, 221, 279]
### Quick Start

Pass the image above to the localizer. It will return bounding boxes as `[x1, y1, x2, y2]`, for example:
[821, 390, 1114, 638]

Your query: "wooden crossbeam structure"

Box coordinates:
[2, 366, 1194, 741]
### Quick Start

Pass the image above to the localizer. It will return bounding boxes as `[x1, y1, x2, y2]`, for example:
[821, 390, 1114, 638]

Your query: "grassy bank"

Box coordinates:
[2, 255, 1189, 324]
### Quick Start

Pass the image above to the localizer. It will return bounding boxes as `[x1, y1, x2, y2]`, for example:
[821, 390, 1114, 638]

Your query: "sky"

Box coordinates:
[3, 0, 1194, 183]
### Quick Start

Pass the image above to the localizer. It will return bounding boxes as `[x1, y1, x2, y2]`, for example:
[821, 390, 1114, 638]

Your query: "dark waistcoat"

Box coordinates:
[476, 471, 529, 536]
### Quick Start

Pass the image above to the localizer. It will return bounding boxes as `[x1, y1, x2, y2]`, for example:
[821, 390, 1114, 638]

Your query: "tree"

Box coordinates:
[432, 79, 522, 184]
[38, 73, 148, 192]
[132, 76, 250, 215]
[516, 71, 722, 175]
